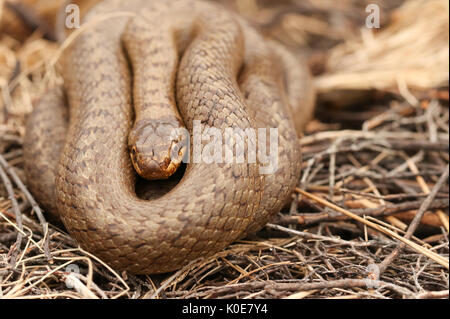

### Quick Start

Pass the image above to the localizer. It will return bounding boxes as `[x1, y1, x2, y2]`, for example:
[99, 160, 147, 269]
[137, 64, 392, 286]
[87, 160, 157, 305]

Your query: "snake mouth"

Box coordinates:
[129, 134, 188, 180]
[131, 152, 181, 180]
[130, 146, 144, 176]
[130, 155, 144, 177]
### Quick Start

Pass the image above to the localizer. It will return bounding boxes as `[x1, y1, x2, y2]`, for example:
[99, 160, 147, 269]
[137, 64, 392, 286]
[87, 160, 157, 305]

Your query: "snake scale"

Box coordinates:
[24, 0, 315, 274]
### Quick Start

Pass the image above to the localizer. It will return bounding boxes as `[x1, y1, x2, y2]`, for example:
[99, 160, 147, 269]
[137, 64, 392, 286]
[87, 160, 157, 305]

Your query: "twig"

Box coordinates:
[185, 279, 415, 299]
[402, 152, 449, 231]
[281, 198, 448, 228]
[416, 290, 449, 299]
[0, 154, 51, 262]
[295, 188, 449, 269]
[300, 130, 449, 146]
[266, 223, 377, 247]
[0, 162, 23, 268]
[378, 165, 449, 273]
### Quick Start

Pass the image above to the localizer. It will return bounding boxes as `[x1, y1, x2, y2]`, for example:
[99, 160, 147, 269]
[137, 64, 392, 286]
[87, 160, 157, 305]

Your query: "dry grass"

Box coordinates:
[315, 0, 449, 94]
[0, 0, 448, 299]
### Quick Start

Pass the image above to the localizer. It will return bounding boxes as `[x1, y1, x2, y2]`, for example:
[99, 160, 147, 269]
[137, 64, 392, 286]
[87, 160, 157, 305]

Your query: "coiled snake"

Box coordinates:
[24, 0, 315, 274]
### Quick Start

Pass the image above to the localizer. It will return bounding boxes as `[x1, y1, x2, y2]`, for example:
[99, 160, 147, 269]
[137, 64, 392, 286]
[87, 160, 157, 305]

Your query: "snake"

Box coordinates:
[23, 0, 315, 274]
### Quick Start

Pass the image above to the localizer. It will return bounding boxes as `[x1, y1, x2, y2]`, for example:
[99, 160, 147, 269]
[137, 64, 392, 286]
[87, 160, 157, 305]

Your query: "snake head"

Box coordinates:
[128, 119, 188, 180]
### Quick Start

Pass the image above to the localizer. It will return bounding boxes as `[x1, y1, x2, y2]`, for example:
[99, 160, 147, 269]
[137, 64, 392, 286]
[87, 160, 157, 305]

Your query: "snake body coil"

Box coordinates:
[24, 0, 315, 274]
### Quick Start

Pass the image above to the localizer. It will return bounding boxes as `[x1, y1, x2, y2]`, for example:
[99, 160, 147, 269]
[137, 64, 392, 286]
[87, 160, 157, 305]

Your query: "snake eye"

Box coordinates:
[131, 146, 137, 156]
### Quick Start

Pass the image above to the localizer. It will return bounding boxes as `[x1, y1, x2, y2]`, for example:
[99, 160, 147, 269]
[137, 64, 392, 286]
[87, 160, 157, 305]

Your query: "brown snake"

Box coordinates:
[24, 0, 315, 274]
